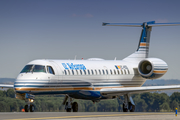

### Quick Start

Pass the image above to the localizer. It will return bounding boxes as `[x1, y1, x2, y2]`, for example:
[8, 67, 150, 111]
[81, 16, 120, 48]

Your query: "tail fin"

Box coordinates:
[103, 21, 180, 62]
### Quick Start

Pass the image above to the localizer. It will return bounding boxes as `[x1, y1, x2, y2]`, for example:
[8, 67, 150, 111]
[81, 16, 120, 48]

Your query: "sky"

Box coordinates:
[0, 0, 180, 79]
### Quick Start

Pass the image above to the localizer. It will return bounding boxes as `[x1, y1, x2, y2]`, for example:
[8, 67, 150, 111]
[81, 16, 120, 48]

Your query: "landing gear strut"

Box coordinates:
[63, 95, 78, 112]
[123, 94, 135, 112]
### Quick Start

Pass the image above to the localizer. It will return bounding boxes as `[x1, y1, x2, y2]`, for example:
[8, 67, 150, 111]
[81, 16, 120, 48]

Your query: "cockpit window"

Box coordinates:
[47, 66, 55, 75]
[20, 65, 33, 73]
[33, 65, 46, 73]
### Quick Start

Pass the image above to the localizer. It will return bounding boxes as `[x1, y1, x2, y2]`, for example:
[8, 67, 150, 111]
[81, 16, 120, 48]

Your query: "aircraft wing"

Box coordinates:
[100, 85, 180, 95]
[0, 84, 14, 88]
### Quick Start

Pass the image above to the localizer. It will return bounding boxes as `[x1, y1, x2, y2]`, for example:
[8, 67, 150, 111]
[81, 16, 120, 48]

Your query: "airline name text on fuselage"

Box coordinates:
[62, 63, 86, 70]
[115, 65, 129, 70]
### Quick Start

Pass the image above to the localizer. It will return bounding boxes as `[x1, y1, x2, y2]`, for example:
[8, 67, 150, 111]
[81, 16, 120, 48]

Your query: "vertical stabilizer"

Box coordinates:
[123, 21, 154, 62]
[102, 21, 180, 62]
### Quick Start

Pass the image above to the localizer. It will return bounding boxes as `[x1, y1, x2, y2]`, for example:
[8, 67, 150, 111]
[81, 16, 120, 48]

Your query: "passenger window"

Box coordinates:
[72, 70, 74, 75]
[84, 70, 86, 75]
[64, 70, 67, 75]
[114, 70, 116, 75]
[124, 70, 126, 74]
[80, 70, 82, 75]
[95, 70, 97, 75]
[33, 65, 46, 73]
[99, 70, 101, 75]
[20, 65, 33, 73]
[102, 70, 105, 75]
[106, 70, 108, 75]
[91, 70, 94, 75]
[88, 70, 90, 75]
[110, 70, 112, 75]
[47, 66, 55, 75]
[127, 70, 130, 74]
[121, 70, 123, 74]
[68, 70, 70, 75]
[117, 69, 120, 74]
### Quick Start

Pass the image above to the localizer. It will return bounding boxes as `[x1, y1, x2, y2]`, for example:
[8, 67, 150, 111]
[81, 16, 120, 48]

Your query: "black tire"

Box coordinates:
[65, 102, 70, 112]
[123, 103, 128, 112]
[66, 108, 71, 112]
[128, 102, 135, 112]
[24, 105, 29, 112]
[72, 102, 78, 112]
[30, 104, 35, 112]
[130, 105, 135, 112]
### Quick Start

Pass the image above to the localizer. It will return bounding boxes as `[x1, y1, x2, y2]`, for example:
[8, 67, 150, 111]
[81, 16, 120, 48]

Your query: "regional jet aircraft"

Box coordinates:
[1, 21, 180, 112]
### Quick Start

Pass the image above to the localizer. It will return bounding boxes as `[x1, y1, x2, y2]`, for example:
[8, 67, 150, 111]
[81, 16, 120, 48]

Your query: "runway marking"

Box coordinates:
[6, 113, 174, 120]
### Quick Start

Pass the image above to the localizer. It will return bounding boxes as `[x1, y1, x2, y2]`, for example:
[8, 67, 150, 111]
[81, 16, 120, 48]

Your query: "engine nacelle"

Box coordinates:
[138, 58, 168, 79]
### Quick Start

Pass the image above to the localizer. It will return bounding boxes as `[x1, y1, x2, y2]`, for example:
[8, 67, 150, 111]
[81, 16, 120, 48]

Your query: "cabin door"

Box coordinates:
[49, 61, 62, 89]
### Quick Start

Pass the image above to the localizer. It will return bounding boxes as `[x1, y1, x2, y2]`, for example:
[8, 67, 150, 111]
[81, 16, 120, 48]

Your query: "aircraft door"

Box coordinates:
[48, 61, 62, 88]
[47, 61, 59, 88]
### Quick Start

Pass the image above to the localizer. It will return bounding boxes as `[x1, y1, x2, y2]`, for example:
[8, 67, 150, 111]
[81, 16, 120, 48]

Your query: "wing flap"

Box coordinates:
[100, 85, 180, 95]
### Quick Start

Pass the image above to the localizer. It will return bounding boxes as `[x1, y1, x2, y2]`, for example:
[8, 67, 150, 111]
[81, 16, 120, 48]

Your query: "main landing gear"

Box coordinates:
[63, 95, 78, 112]
[123, 94, 135, 112]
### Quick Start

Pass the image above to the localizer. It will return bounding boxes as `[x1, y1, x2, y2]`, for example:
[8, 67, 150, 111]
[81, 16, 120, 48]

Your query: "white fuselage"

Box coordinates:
[14, 59, 145, 99]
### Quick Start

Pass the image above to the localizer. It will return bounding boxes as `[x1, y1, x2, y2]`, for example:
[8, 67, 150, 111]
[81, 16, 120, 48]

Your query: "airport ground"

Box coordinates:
[0, 112, 180, 120]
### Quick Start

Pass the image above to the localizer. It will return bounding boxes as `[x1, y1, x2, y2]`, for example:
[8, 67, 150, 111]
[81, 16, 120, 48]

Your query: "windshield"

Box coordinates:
[20, 65, 46, 73]
[33, 65, 46, 73]
[20, 65, 33, 73]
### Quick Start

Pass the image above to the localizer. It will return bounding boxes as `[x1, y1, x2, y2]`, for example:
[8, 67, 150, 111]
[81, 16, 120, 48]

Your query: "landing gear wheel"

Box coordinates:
[24, 105, 29, 112]
[66, 108, 71, 112]
[130, 105, 135, 112]
[30, 104, 35, 112]
[72, 102, 78, 112]
[123, 103, 128, 112]
[65, 102, 71, 112]
[128, 102, 135, 112]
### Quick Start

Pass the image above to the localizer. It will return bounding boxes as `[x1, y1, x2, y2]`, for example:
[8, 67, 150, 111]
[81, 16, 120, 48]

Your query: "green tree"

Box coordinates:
[159, 102, 170, 112]
[151, 93, 169, 112]
[6, 89, 15, 98]
[170, 92, 180, 111]
[171, 100, 179, 111]
[140, 93, 154, 111]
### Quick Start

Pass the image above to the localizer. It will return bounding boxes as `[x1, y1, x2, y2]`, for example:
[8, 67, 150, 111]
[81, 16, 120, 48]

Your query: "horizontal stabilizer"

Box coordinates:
[103, 21, 180, 27]
[102, 23, 142, 27]
[148, 23, 180, 27]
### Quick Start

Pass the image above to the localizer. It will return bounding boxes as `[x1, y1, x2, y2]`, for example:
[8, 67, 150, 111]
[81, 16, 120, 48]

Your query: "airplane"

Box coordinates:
[1, 21, 180, 112]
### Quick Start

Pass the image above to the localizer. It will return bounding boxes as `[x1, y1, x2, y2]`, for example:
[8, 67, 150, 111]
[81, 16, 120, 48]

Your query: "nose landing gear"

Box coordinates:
[24, 94, 35, 112]
[24, 104, 35, 112]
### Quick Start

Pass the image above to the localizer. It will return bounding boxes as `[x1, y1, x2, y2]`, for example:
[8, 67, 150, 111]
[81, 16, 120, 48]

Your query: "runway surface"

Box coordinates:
[0, 112, 180, 120]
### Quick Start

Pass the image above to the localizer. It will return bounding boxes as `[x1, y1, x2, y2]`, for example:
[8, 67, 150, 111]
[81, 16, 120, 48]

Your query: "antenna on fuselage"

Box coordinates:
[74, 55, 77, 60]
